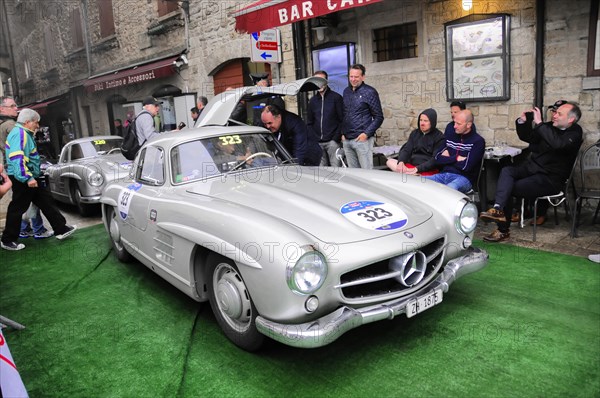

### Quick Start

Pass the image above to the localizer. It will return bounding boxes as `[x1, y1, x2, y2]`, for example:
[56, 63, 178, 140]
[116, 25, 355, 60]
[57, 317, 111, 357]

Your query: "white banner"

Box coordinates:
[0, 329, 28, 398]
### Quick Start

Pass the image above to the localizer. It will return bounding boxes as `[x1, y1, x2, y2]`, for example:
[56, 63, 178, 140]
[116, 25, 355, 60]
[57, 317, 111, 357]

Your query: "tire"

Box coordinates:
[71, 183, 94, 216]
[107, 206, 132, 262]
[207, 254, 264, 351]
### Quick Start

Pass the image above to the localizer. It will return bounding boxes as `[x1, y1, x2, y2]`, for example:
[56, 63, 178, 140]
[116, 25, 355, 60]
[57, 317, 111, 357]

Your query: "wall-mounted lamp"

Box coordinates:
[462, 0, 473, 11]
[312, 15, 336, 42]
[313, 26, 327, 41]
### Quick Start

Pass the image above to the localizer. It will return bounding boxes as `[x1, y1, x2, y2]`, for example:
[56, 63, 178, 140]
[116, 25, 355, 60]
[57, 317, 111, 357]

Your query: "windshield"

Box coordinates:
[170, 132, 288, 184]
[70, 138, 123, 160]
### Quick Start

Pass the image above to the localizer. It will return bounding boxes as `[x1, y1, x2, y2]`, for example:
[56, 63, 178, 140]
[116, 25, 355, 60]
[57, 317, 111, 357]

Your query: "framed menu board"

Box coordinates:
[445, 14, 511, 102]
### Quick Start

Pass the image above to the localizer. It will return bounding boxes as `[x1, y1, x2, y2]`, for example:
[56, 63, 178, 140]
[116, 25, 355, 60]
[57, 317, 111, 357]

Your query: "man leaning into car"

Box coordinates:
[1, 109, 76, 251]
[261, 104, 322, 166]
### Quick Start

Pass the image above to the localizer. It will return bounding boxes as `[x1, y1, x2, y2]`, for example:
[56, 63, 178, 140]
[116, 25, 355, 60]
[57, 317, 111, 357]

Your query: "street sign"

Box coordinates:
[250, 29, 282, 63]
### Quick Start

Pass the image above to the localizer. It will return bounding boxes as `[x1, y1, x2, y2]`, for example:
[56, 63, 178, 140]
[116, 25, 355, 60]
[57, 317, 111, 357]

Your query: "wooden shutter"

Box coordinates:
[98, 0, 116, 38]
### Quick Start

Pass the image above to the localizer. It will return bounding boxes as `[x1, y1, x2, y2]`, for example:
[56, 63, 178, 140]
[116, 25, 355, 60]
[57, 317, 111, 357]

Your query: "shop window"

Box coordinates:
[98, 0, 116, 38]
[588, 0, 600, 76]
[373, 22, 418, 62]
[71, 7, 84, 49]
[157, 0, 178, 17]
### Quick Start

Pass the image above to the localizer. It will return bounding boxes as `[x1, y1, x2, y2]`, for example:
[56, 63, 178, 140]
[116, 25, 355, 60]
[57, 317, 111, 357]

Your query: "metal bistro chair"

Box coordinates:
[571, 141, 600, 237]
[466, 157, 486, 210]
[519, 153, 579, 241]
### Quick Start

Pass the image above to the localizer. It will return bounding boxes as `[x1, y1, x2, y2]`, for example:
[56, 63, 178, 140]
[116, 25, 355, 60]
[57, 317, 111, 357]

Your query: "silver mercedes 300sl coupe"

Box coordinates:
[46, 136, 132, 216]
[100, 77, 488, 351]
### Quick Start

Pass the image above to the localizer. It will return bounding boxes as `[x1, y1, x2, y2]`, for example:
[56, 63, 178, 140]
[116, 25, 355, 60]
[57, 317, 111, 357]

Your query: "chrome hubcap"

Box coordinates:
[214, 263, 251, 331]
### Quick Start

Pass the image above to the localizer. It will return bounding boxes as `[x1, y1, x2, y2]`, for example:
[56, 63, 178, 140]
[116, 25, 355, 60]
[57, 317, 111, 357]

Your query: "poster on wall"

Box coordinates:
[445, 14, 511, 102]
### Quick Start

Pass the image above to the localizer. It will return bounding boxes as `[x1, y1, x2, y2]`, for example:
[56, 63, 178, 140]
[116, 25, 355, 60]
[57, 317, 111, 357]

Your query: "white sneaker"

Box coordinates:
[588, 254, 600, 264]
[1, 241, 26, 251]
[56, 225, 77, 241]
[34, 230, 54, 240]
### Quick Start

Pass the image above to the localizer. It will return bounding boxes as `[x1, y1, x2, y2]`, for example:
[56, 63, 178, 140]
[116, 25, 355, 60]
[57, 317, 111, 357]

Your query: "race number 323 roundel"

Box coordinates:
[340, 201, 408, 231]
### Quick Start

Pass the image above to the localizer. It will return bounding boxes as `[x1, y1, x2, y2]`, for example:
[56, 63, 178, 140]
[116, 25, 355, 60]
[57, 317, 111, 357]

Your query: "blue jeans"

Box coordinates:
[21, 204, 46, 234]
[342, 136, 374, 169]
[425, 173, 472, 193]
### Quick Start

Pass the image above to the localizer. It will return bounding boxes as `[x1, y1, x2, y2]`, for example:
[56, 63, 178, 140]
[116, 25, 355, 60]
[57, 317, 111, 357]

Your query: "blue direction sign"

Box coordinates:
[250, 29, 282, 63]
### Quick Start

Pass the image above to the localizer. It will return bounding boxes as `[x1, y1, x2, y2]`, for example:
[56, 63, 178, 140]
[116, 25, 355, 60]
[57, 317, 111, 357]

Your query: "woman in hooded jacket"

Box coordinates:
[386, 108, 445, 175]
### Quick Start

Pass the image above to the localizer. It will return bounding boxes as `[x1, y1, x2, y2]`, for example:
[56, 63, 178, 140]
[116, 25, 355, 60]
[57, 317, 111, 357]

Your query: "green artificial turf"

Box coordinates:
[1, 225, 599, 397]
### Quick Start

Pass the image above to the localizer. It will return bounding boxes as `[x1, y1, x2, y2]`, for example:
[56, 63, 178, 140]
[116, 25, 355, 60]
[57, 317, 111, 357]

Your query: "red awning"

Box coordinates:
[20, 98, 62, 116]
[232, 0, 383, 33]
[26, 98, 60, 111]
[83, 56, 180, 93]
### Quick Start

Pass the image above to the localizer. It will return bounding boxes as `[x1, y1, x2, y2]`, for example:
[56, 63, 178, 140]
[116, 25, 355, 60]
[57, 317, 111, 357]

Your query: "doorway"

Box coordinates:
[312, 43, 355, 95]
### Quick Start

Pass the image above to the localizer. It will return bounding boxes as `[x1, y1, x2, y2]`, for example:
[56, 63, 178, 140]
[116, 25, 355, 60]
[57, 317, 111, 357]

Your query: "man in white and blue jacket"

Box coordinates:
[1, 109, 76, 251]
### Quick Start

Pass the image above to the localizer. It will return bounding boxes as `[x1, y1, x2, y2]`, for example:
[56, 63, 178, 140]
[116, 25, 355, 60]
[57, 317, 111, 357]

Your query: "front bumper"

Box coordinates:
[80, 194, 102, 204]
[256, 246, 489, 348]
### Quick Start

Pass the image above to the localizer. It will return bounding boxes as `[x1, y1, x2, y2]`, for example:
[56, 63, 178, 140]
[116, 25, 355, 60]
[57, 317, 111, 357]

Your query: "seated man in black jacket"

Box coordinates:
[480, 101, 583, 242]
[386, 108, 445, 175]
[261, 104, 322, 166]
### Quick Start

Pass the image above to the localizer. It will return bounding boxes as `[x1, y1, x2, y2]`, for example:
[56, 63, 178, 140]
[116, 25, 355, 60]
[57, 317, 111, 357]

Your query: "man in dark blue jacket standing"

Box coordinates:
[307, 71, 344, 166]
[342, 64, 384, 169]
[261, 105, 322, 166]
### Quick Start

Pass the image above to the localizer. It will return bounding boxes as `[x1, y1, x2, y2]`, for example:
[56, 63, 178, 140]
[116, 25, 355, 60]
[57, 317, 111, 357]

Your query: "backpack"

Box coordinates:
[120, 113, 146, 160]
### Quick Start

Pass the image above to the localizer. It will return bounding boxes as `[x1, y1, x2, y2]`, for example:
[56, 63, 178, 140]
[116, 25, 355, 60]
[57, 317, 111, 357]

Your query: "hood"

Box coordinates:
[419, 108, 438, 131]
[185, 168, 433, 244]
[75, 153, 133, 177]
[197, 76, 327, 127]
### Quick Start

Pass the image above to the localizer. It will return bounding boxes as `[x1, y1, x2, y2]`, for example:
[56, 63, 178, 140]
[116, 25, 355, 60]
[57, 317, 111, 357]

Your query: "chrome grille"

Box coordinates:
[338, 237, 446, 299]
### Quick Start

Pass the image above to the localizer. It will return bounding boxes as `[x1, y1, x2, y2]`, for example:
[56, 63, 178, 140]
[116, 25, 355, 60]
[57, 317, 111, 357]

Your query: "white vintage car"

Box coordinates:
[46, 136, 132, 215]
[100, 77, 488, 351]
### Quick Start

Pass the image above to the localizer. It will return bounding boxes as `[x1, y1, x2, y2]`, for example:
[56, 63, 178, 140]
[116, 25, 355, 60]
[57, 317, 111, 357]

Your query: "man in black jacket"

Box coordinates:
[307, 71, 344, 166]
[261, 104, 322, 166]
[480, 101, 583, 242]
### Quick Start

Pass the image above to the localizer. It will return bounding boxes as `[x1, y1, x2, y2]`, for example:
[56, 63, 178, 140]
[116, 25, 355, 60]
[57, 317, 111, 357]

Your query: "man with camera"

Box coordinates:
[479, 100, 583, 242]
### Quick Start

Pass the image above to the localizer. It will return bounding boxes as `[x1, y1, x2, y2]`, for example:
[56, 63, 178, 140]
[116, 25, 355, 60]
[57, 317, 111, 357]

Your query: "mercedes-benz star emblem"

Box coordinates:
[389, 251, 427, 287]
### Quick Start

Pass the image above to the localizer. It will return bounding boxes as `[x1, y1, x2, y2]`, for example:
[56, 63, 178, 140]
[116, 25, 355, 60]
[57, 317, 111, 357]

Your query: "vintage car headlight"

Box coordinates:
[287, 251, 328, 295]
[88, 171, 104, 187]
[455, 201, 478, 235]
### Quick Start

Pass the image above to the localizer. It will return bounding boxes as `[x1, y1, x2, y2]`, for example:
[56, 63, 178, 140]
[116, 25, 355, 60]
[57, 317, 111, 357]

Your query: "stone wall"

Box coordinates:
[209, 0, 599, 149]
[544, 0, 600, 148]
[3, 0, 598, 150]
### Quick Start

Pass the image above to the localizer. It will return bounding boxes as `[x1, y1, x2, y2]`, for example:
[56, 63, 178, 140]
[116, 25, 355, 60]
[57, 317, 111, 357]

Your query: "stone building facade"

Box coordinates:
[1, 0, 598, 155]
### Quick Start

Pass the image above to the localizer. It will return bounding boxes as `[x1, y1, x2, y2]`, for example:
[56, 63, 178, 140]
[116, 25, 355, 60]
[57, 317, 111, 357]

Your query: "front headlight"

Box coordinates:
[455, 201, 478, 235]
[88, 171, 104, 187]
[286, 251, 328, 295]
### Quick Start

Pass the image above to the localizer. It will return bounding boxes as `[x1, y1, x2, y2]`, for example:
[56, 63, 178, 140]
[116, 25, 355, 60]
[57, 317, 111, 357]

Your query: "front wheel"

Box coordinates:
[71, 184, 94, 216]
[207, 254, 264, 351]
[107, 206, 131, 262]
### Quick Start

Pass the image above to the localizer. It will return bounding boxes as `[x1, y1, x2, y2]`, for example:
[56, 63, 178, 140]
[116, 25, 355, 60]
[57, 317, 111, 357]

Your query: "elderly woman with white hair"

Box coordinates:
[1, 108, 76, 251]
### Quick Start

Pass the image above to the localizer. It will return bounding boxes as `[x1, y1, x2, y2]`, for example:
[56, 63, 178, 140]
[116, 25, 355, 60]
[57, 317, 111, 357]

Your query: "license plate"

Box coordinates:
[406, 289, 443, 318]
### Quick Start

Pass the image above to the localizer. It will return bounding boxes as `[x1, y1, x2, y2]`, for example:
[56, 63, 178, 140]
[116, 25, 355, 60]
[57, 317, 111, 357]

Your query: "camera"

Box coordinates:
[525, 111, 534, 120]
[178, 122, 186, 129]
